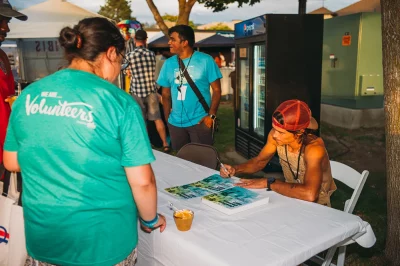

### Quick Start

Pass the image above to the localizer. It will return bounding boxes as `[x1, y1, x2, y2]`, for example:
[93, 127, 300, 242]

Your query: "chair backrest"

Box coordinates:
[176, 143, 219, 170]
[329, 160, 369, 214]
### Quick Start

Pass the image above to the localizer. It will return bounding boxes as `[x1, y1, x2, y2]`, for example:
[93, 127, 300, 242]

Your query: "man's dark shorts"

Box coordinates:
[131, 92, 161, 121]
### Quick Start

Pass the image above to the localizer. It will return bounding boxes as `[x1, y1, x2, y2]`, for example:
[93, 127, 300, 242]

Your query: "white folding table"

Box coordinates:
[136, 151, 376, 266]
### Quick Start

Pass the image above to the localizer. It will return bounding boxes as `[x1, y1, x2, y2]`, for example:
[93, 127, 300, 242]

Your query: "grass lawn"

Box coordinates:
[214, 101, 236, 154]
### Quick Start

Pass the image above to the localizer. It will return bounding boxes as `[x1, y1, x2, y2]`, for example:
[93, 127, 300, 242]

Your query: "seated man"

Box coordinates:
[220, 99, 337, 206]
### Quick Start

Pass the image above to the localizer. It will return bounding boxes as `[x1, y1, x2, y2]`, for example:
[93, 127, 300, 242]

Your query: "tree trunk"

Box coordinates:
[381, 0, 400, 264]
[176, 0, 197, 25]
[145, 0, 169, 36]
[298, 0, 307, 14]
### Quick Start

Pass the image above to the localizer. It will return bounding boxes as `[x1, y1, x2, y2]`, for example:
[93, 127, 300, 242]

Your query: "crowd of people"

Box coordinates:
[0, 2, 336, 265]
[121, 25, 222, 152]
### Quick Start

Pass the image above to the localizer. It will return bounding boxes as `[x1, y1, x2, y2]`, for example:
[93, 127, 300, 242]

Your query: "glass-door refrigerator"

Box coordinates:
[253, 44, 266, 138]
[235, 16, 269, 161]
[237, 46, 250, 133]
[234, 15, 324, 170]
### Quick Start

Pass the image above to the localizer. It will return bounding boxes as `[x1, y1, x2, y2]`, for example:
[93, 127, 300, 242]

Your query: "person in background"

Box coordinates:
[122, 26, 135, 53]
[155, 50, 166, 83]
[0, 1, 27, 179]
[3, 17, 166, 266]
[126, 30, 170, 153]
[214, 54, 222, 68]
[219, 52, 226, 67]
[158, 25, 222, 151]
[155, 50, 166, 105]
[220, 100, 337, 206]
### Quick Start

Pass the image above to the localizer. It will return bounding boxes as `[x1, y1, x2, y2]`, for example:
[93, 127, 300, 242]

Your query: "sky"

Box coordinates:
[12, 0, 360, 24]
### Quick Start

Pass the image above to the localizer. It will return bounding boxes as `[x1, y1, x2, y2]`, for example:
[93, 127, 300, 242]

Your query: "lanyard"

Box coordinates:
[284, 143, 304, 181]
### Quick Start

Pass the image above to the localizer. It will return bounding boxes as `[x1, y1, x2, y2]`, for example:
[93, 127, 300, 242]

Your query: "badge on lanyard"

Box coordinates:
[177, 86, 187, 101]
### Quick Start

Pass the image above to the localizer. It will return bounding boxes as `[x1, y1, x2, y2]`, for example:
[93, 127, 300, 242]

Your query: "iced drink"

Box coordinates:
[173, 209, 194, 231]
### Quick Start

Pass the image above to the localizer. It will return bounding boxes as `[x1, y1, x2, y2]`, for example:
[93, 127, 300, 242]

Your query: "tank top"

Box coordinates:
[276, 143, 337, 206]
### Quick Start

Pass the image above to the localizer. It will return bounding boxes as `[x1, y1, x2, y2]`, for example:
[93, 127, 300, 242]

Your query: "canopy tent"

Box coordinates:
[336, 0, 381, 16]
[148, 35, 169, 48]
[195, 34, 234, 48]
[8, 0, 103, 39]
[148, 31, 216, 49]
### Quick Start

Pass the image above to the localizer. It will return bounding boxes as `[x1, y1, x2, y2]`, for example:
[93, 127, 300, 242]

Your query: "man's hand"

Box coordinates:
[140, 214, 167, 233]
[219, 164, 236, 178]
[198, 115, 213, 128]
[235, 178, 267, 189]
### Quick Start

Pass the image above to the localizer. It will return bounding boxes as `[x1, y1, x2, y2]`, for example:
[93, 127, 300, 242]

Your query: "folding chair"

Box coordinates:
[176, 143, 219, 170]
[310, 161, 369, 266]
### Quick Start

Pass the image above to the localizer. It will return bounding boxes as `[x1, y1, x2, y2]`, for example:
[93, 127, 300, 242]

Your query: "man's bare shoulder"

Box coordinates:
[304, 136, 327, 159]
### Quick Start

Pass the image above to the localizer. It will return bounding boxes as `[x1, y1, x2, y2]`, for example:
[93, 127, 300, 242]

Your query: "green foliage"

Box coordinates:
[161, 13, 196, 29]
[206, 23, 232, 31]
[98, 0, 135, 22]
[197, 0, 262, 12]
[161, 13, 179, 22]
[213, 103, 235, 154]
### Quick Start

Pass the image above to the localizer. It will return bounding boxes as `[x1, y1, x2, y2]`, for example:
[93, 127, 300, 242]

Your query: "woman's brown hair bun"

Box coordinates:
[59, 27, 80, 50]
[58, 17, 125, 64]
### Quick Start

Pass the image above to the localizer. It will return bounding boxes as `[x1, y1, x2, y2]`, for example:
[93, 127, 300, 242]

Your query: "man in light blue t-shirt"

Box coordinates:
[157, 25, 222, 151]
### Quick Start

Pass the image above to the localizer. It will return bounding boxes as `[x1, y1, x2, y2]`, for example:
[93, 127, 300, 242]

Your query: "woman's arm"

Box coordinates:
[125, 164, 166, 232]
[3, 151, 20, 172]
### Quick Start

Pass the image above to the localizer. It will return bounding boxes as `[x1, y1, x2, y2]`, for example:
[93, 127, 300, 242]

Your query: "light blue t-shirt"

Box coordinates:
[157, 51, 222, 127]
[4, 69, 155, 266]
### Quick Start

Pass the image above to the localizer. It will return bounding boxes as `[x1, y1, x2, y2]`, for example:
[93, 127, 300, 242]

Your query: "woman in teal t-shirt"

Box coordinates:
[3, 17, 166, 266]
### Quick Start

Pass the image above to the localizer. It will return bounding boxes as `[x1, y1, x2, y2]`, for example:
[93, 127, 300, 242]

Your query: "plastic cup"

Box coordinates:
[173, 209, 194, 231]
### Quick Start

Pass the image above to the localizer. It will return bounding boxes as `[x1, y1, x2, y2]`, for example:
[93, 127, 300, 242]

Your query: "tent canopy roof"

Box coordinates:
[9, 0, 103, 39]
[336, 0, 381, 16]
[308, 7, 334, 15]
[148, 31, 231, 49]
[196, 34, 234, 48]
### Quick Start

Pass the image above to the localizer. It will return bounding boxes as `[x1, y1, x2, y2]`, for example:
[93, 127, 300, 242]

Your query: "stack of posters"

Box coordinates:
[164, 174, 269, 215]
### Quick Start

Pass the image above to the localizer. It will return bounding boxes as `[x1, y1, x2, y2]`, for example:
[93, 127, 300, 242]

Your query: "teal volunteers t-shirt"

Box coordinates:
[4, 69, 155, 266]
[157, 51, 222, 127]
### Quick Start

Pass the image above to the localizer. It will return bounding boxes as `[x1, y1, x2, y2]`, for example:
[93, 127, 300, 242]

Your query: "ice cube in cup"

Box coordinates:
[173, 209, 194, 231]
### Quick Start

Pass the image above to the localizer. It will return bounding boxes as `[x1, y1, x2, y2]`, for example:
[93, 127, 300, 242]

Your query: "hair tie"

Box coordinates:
[76, 34, 82, 49]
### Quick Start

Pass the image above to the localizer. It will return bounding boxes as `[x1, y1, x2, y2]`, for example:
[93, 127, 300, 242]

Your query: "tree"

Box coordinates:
[98, 0, 135, 22]
[145, 0, 261, 36]
[205, 23, 232, 31]
[162, 13, 196, 29]
[381, 0, 400, 264]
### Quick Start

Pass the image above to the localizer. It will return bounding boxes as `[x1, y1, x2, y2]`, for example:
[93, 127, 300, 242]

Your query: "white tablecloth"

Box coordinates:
[137, 151, 376, 266]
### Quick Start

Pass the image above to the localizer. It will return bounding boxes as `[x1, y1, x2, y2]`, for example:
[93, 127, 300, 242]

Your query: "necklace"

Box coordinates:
[177, 52, 194, 87]
[285, 142, 304, 181]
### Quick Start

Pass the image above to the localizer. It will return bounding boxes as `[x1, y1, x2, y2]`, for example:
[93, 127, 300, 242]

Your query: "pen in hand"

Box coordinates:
[217, 157, 231, 177]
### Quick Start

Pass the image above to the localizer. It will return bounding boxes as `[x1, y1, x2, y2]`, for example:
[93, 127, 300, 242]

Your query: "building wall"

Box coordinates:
[321, 13, 384, 109]
[322, 13, 361, 97]
[356, 13, 383, 97]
